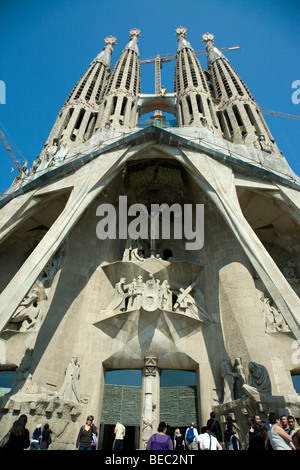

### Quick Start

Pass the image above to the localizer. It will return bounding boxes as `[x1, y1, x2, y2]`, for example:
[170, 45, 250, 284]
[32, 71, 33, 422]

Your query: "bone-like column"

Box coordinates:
[140, 357, 160, 449]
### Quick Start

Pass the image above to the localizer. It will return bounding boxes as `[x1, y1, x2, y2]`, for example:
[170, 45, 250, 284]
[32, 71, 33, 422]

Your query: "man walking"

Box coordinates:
[113, 420, 126, 451]
[185, 422, 198, 450]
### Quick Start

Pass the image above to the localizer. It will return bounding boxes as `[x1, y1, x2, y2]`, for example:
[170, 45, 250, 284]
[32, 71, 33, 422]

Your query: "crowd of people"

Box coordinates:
[0, 414, 52, 450]
[145, 412, 300, 451]
[1, 411, 300, 450]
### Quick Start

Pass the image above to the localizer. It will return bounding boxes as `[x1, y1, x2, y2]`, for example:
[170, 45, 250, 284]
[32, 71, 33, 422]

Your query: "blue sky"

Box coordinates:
[0, 0, 299, 193]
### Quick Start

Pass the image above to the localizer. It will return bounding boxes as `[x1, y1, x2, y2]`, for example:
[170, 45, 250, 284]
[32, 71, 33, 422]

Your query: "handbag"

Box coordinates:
[92, 432, 98, 447]
[0, 431, 11, 449]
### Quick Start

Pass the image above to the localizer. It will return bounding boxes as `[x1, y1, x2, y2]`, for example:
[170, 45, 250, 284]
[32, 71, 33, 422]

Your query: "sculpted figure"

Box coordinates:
[10, 282, 46, 332]
[242, 361, 272, 397]
[221, 358, 237, 403]
[59, 357, 82, 403]
[233, 357, 247, 399]
[106, 277, 129, 311]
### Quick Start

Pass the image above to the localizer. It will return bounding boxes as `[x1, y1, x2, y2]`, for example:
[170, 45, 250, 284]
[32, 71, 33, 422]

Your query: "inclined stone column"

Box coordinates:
[140, 357, 160, 449]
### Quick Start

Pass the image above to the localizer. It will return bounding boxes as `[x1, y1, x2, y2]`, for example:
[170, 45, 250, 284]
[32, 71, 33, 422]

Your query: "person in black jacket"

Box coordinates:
[30, 424, 42, 450]
[3, 414, 30, 451]
[207, 412, 223, 445]
[39, 423, 53, 450]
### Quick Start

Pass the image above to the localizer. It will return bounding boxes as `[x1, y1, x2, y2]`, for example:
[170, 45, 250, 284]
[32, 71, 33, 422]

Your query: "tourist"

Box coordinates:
[3, 414, 30, 450]
[292, 428, 300, 450]
[250, 423, 269, 451]
[268, 412, 295, 450]
[30, 424, 42, 450]
[226, 425, 242, 450]
[39, 423, 53, 450]
[287, 415, 297, 436]
[173, 428, 185, 451]
[184, 422, 198, 450]
[146, 421, 173, 450]
[266, 413, 271, 430]
[224, 415, 239, 449]
[247, 416, 258, 450]
[75, 415, 97, 450]
[280, 415, 289, 433]
[206, 411, 223, 444]
[197, 426, 223, 450]
[113, 420, 126, 451]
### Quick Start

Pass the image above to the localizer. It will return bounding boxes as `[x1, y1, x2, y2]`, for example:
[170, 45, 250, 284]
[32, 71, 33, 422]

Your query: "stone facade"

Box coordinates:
[0, 28, 300, 450]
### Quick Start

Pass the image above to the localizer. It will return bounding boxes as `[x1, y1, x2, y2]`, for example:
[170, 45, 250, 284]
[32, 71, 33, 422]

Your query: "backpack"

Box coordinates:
[186, 427, 194, 443]
[227, 435, 241, 450]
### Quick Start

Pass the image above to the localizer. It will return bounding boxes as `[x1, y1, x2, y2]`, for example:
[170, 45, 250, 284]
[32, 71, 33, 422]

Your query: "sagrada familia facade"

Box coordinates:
[0, 27, 299, 449]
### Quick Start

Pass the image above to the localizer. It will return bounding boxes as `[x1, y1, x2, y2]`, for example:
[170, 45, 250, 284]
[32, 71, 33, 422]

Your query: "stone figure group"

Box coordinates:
[105, 274, 172, 312]
[221, 358, 271, 403]
[104, 273, 212, 322]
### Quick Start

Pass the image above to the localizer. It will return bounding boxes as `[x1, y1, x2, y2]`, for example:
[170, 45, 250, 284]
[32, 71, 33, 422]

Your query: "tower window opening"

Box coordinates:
[196, 95, 204, 115]
[120, 97, 128, 116]
[96, 68, 106, 103]
[74, 66, 94, 100]
[85, 65, 101, 101]
[232, 105, 244, 127]
[70, 108, 86, 141]
[216, 62, 232, 98]
[111, 96, 118, 115]
[223, 110, 233, 135]
[207, 98, 218, 128]
[186, 95, 193, 115]
[244, 103, 262, 134]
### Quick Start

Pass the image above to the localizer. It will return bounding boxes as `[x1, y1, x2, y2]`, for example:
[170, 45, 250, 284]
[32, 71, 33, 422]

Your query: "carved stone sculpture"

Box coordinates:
[233, 357, 247, 399]
[221, 358, 236, 403]
[258, 291, 290, 333]
[9, 281, 46, 332]
[242, 361, 272, 398]
[58, 357, 82, 403]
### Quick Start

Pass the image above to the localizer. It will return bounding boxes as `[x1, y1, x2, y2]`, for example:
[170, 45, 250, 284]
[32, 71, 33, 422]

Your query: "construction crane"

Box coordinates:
[0, 124, 28, 185]
[141, 46, 300, 121]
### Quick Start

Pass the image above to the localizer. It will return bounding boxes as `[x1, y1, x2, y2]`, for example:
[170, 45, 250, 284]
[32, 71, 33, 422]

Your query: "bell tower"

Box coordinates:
[41, 35, 117, 155]
[95, 29, 141, 132]
[202, 32, 280, 154]
[174, 27, 222, 136]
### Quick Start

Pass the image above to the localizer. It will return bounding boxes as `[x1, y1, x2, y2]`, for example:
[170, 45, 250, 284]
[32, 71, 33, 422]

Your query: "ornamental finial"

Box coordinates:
[129, 28, 141, 38]
[104, 36, 117, 47]
[201, 32, 215, 43]
[175, 26, 187, 38]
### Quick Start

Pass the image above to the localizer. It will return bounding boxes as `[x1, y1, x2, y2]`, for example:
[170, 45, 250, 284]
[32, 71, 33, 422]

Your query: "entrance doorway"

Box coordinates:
[99, 424, 139, 450]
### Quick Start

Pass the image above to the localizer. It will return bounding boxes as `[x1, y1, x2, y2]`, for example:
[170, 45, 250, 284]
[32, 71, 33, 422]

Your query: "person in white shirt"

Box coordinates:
[113, 421, 125, 451]
[197, 426, 223, 450]
[185, 422, 199, 450]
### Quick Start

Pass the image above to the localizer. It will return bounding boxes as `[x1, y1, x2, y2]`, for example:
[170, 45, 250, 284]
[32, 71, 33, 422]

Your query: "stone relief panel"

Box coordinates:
[257, 289, 290, 334]
[1, 247, 65, 337]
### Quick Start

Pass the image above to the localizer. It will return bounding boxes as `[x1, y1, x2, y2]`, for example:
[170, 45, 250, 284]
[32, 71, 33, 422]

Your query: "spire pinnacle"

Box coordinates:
[125, 28, 141, 54]
[175, 26, 193, 52]
[201, 32, 227, 64]
[175, 26, 187, 38]
[92, 35, 117, 66]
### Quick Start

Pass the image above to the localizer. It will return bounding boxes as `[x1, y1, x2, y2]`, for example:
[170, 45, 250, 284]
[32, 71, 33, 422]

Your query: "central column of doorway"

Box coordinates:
[140, 356, 160, 449]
